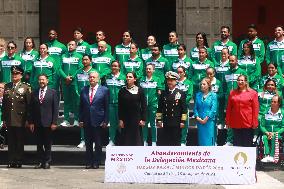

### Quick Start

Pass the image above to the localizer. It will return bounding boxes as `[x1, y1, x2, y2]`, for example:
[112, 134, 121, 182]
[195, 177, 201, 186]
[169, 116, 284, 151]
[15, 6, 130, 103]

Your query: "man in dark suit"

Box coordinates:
[79, 71, 109, 169]
[2, 65, 31, 168]
[156, 71, 187, 146]
[28, 74, 59, 169]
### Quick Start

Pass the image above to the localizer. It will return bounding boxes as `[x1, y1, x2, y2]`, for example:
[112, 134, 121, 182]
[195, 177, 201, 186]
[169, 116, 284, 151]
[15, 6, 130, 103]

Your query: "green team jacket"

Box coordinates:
[176, 78, 193, 105]
[266, 40, 284, 76]
[211, 77, 223, 98]
[258, 90, 278, 117]
[91, 51, 114, 78]
[189, 58, 214, 86]
[104, 73, 126, 104]
[19, 49, 39, 74]
[30, 56, 58, 89]
[171, 55, 192, 76]
[121, 55, 144, 80]
[0, 54, 25, 83]
[76, 40, 90, 55]
[238, 56, 261, 84]
[223, 67, 247, 96]
[75, 67, 97, 92]
[260, 109, 284, 135]
[144, 55, 170, 84]
[113, 43, 131, 64]
[46, 39, 67, 64]
[140, 76, 163, 107]
[259, 74, 284, 94]
[59, 51, 83, 85]
[162, 43, 179, 65]
[211, 40, 238, 63]
[0, 52, 6, 61]
[140, 47, 152, 61]
[238, 38, 265, 63]
[214, 59, 230, 84]
[189, 46, 213, 62]
[89, 42, 112, 56]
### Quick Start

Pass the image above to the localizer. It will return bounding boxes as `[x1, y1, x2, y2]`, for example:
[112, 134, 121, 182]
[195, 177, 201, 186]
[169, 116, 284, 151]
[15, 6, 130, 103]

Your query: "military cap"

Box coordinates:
[165, 71, 180, 80]
[11, 65, 24, 74]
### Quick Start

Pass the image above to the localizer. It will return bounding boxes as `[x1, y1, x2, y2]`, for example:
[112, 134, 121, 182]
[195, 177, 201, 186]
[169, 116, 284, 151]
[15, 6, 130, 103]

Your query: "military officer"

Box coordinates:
[2, 65, 31, 168]
[156, 71, 187, 146]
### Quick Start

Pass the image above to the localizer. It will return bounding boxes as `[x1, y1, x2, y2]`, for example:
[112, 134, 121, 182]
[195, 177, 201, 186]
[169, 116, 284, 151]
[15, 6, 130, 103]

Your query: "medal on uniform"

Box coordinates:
[175, 92, 181, 100]
[18, 88, 24, 94]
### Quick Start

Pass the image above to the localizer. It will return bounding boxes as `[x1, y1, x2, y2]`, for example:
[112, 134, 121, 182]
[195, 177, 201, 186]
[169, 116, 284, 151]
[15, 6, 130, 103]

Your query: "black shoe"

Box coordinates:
[34, 163, 43, 169]
[93, 164, 99, 169]
[43, 163, 50, 169]
[85, 165, 93, 169]
[7, 163, 16, 168]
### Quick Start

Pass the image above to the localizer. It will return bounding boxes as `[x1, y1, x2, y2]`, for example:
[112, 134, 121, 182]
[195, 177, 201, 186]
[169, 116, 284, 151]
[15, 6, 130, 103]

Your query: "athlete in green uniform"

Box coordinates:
[171, 44, 192, 75]
[238, 24, 265, 63]
[144, 44, 170, 86]
[189, 32, 212, 62]
[92, 41, 114, 79]
[0, 41, 24, 83]
[75, 55, 97, 148]
[176, 66, 193, 146]
[73, 27, 90, 55]
[162, 31, 179, 65]
[212, 26, 237, 63]
[140, 63, 163, 146]
[104, 60, 126, 146]
[59, 41, 83, 127]
[89, 30, 112, 56]
[113, 31, 132, 64]
[121, 43, 144, 80]
[30, 44, 58, 89]
[19, 37, 39, 83]
[140, 35, 156, 61]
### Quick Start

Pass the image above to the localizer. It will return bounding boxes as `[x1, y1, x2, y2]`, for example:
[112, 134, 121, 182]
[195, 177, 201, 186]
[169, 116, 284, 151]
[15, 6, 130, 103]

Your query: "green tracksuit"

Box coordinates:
[189, 58, 214, 95]
[76, 40, 90, 55]
[212, 40, 238, 63]
[0, 52, 6, 61]
[92, 51, 114, 78]
[75, 67, 97, 141]
[258, 90, 277, 118]
[140, 76, 163, 143]
[30, 56, 58, 89]
[238, 38, 265, 63]
[266, 39, 284, 75]
[260, 109, 284, 157]
[104, 73, 126, 143]
[189, 47, 213, 62]
[260, 74, 284, 94]
[144, 56, 170, 86]
[140, 47, 152, 61]
[89, 42, 112, 56]
[0, 54, 25, 83]
[121, 55, 144, 80]
[19, 49, 39, 83]
[171, 56, 192, 76]
[59, 51, 83, 121]
[113, 43, 131, 64]
[224, 67, 247, 143]
[238, 56, 261, 90]
[176, 78, 193, 144]
[162, 43, 179, 65]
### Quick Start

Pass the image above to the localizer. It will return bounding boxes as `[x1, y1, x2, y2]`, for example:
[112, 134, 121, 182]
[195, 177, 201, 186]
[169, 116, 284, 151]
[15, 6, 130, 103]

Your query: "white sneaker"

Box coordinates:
[60, 120, 70, 127]
[181, 143, 186, 146]
[261, 156, 270, 163]
[107, 141, 115, 147]
[223, 142, 233, 146]
[73, 120, 79, 127]
[77, 141, 85, 148]
[93, 143, 95, 149]
[152, 142, 156, 146]
[268, 156, 275, 163]
[144, 141, 148, 146]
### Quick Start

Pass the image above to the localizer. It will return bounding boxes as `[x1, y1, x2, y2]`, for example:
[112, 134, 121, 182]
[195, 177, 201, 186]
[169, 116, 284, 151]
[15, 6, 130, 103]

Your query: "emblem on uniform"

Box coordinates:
[175, 92, 181, 100]
[18, 88, 24, 94]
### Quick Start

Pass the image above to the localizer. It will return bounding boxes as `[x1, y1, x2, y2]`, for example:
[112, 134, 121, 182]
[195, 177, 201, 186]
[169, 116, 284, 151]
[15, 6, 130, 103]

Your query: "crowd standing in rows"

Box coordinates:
[0, 24, 284, 169]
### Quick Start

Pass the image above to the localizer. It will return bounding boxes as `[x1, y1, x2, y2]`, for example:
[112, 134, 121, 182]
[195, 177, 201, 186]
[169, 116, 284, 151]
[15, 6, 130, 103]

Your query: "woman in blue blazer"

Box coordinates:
[193, 77, 218, 146]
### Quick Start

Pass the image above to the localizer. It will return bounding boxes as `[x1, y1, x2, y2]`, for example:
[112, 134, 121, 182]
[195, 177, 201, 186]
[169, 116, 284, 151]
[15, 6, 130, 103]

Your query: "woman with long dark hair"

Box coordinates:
[189, 32, 212, 62]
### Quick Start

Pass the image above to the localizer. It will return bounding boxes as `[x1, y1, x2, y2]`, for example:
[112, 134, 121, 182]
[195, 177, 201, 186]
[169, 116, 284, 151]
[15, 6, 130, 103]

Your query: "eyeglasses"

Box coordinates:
[7, 46, 15, 50]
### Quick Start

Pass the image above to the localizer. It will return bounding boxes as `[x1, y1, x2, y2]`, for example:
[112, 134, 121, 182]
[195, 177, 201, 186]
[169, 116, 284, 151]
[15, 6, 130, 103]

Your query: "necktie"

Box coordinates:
[90, 87, 94, 102]
[39, 89, 44, 103]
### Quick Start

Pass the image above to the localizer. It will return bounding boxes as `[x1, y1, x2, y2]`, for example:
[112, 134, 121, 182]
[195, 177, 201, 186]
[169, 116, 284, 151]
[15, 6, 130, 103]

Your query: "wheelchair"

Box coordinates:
[255, 134, 284, 170]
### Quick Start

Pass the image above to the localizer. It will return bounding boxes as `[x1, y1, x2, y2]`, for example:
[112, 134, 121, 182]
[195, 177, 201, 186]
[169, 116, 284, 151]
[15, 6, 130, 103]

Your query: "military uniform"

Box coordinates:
[2, 66, 31, 167]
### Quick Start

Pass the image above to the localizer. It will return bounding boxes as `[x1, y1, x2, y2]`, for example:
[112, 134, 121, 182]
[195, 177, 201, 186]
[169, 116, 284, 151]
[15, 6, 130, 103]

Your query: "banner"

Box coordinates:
[104, 146, 256, 184]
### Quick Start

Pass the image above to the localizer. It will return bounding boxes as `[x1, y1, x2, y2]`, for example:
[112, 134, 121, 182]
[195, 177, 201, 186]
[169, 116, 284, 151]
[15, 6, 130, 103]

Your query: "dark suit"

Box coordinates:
[2, 82, 31, 165]
[29, 87, 58, 164]
[79, 85, 109, 167]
